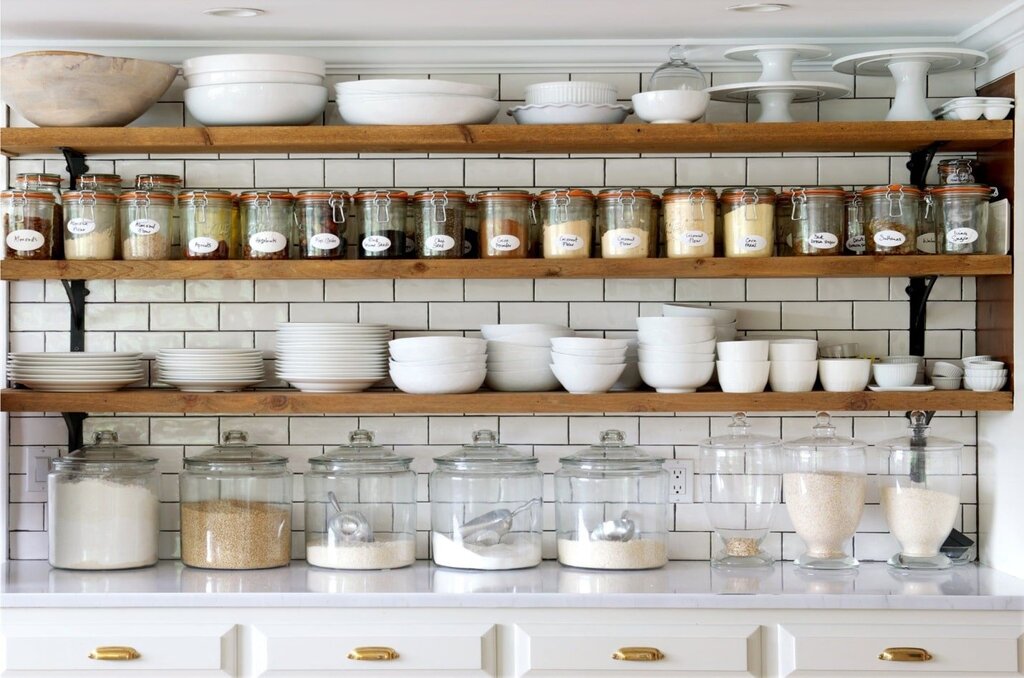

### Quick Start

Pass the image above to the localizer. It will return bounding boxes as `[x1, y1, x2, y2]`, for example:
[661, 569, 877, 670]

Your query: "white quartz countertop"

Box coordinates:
[3, 561, 1024, 610]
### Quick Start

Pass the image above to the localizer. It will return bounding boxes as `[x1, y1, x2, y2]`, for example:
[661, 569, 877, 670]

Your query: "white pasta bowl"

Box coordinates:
[872, 362, 918, 388]
[717, 340, 770, 362]
[388, 337, 486, 362]
[552, 363, 626, 394]
[964, 373, 1008, 392]
[631, 89, 710, 124]
[183, 53, 325, 77]
[389, 365, 485, 394]
[638, 338, 717, 355]
[486, 366, 561, 392]
[717, 361, 770, 393]
[550, 337, 629, 352]
[185, 82, 327, 125]
[768, 360, 819, 393]
[661, 303, 737, 324]
[638, 360, 715, 393]
[930, 376, 963, 390]
[186, 69, 324, 87]
[552, 352, 626, 366]
[637, 350, 715, 363]
[337, 78, 497, 99]
[337, 92, 500, 125]
[818, 358, 872, 392]
[508, 103, 630, 125]
[638, 326, 717, 345]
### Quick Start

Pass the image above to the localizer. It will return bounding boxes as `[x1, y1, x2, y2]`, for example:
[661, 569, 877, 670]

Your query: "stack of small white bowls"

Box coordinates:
[182, 53, 328, 125]
[636, 317, 716, 393]
[550, 337, 628, 394]
[766, 338, 819, 392]
[963, 356, 1008, 392]
[662, 303, 738, 342]
[335, 79, 500, 125]
[388, 337, 487, 394]
[482, 324, 571, 392]
[276, 323, 389, 393]
[930, 361, 965, 390]
[717, 340, 770, 393]
[509, 81, 630, 124]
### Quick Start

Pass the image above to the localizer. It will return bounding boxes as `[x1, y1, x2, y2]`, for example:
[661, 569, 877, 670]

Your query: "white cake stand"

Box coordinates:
[724, 44, 832, 82]
[706, 81, 851, 123]
[833, 48, 988, 121]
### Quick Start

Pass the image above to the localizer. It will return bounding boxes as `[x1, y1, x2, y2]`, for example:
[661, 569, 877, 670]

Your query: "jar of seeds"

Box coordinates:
[181, 189, 234, 259]
[413, 190, 466, 259]
[295, 190, 349, 259]
[2, 190, 55, 260]
[240, 190, 295, 260]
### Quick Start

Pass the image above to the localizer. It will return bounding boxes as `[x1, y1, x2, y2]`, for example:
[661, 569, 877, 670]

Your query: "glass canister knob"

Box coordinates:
[222, 430, 249, 445]
[599, 429, 627, 446]
[812, 412, 835, 438]
[728, 412, 750, 433]
[471, 429, 499, 446]
[348, 429, 375, 446]
[93, 430, 119, 445]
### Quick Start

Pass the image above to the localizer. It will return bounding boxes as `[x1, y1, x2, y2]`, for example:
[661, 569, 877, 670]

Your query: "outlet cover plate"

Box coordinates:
[664, 459, 695, 504]
[20, 446, 59, 500]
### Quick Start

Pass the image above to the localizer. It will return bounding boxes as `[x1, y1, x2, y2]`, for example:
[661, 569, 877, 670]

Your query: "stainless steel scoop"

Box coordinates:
[590, 511, 636, 542]
[458, 498, 541, 546]
[327, 491, 374, 543]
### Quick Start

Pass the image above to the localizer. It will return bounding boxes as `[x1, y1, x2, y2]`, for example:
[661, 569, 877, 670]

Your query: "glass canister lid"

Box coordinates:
[433, 429, 538, 471]
[783, 412, 867, 453]
[648, 45, 708, 91]
[559, 429, 664, 471]
[701, 413, 781, 451]
[309, 429, 412, 473]
[183, 430, 288, 471]
[875, 411, 963, 454]
[52, 430, 158, 471]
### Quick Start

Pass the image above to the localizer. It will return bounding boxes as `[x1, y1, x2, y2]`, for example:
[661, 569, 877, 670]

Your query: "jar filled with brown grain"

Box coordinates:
[15, 173, 63, 247]
[538, 188, 595, 259]
[597, 188, 655, 258]
[663, 187, 716, 259]
[295, 190, 349, 260]
[354, 189, 408, 259]
[240, 190, 295, 260]
[413, 190, 466, 259]
[477, 190, 534, 258]
[2, 190, 55, 260]
[180, 189, 234, 259]
[861, 184, 921, 255]
[63, 189, 119, 260]
[120, 190, 175, 260]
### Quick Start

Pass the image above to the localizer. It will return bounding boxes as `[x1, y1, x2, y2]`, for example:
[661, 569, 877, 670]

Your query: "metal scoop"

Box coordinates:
[458, 498, 541, 546]
[590, 511, 636, 542]
[327, 491, 374, 543]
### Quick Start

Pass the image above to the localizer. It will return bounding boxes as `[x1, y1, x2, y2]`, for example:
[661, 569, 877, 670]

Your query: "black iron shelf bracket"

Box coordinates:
[907, 275, 938, 357]
[907, 141, 944, 190]
[61, 412, 88, 453]
[60, 147, 89, 190]
[61, 279, 89, 352]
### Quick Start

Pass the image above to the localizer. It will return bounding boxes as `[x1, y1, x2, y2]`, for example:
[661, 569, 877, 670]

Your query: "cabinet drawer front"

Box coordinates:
[251, 623, 496, 677]
[778, 624, 1023, 676]
[1, 623, 236, 676]
[514, 623, 761, 677]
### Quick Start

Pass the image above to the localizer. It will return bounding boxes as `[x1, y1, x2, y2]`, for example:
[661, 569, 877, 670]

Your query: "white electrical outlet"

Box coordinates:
[20, 446, 60, 500]
[664, 459, 695, 503]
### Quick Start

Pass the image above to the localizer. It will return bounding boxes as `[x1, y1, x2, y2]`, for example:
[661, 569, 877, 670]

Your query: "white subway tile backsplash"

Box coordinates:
[150, 303, 219, 331]
[395, 159, 464, 187]
[254, 159, 323, 188]
[185, 160, 254, 188]
[604, 158, 675, 187]
[325, 279, 394, 302]
[605, 278, 674, 302]
[429, 302, 497, 329]
[255, 280, 324, 302]
[817, 156, 890, 186]
[499, 302, 567, 326]
[534, 278, 603, 302]
[675, 157, 746, 186]
[395, 279, 463, 302]
[186, 280, 254, 302]
[747, 157, 817, 186]
[747, 278, 817, 302]
[288, 303, 359, 323]
[853, 301, 909, 330]
[464, 159, 533, 187]
[781, 301, 851, 330]
[569, 302, 639, 330]
[325, 159, 393, 187]
[534, 159, 605, 187]
[359, 302, 428, 329]
[464, 278, 534, 302]
[818, 277, 889, 301]
[84, 303, 148, 331]
[675, 279, 746, 302]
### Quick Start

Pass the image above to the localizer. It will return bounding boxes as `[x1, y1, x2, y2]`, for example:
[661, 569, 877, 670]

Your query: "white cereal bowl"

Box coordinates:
[872, 362, 918, 388]
[961, 355, 993, 366]
[661, 303, 737, 324]
[183, 53, 326, 77]
[389, 366, 486, 395]
[965, 360, 1005, 371]
[638, 326, 717, 345]
[552, 352, 626, 366]
[638, 360, 715, 393]
[964, 373, 1008, 392]
[388, 337, 486, 362]
[552, 363, 626, 394]
[931, 376, 963, 390]
[638, 338, 717, 355]
[930, 361, 965, 378]
[638, 350, 715, 363]
[716, 361, 770, 394]
[388, 358, 485, 371]
[636, 316, 714, 331]
[481, 324, 573, 340]
[717, 340, 770, 362]
[185, 82, 327, 126]
[631, 89, 710, 124]
[768, 360, 818, 393]
[551, 337, 629, 352]
[818, 358, 872, 393]
[768, 339, 819, 362]
[486, 366, 561, 392]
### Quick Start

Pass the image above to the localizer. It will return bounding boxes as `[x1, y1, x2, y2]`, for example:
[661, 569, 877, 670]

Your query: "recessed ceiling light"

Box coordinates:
[727, 3, 790, 12]
[202, 7, 265, 17]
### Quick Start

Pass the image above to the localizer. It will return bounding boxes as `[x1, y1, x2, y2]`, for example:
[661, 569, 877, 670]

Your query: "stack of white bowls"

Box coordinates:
[663, 303, 738, 342]
[509, 81, 630, 124]
[336, 79, 500, 125]
[636, 317, 716, 393]
[550, 337, 628, 394]
[156, 348, 264, 392]
[765, 338, 819, 392]
[930, 361, 965, 390]
[963, 356, 1008, 392]
[717, 340, 771, 393]
[275, 323, 389, 393]
[612, 340, 642, 391]
[388, 337, 487, 394]
[182, 53, 328, 125]
[482, 324, 571, 392]
[7, 352, 143, 392]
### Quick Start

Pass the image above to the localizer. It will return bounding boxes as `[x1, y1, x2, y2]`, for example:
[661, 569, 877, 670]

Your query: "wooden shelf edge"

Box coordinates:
[0, 256, 1012, 281]
[0, 389, 1011, 414]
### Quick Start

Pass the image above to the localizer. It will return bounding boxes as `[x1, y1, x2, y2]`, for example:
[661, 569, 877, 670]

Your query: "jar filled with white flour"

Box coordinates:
[48, 430, 160, 570]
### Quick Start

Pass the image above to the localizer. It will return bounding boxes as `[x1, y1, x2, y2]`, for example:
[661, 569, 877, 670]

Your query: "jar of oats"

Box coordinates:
[721, 187, 775, 258]
[662, 187, 716, 258]
[119, 190, 174, 260]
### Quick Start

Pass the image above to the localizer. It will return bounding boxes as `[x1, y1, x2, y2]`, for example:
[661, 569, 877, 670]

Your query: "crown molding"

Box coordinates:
[957, 0, 1024, 85]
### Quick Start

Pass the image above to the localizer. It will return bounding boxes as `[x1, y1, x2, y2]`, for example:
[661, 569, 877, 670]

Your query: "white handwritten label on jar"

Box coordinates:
[742, 235, 767, 252]
[948, 227, 979, 245]
[916, 232, 936, 253]
[362, 235, 392, 252]
[189, 236, 219, 254]
[311, 233, 341, 250]
[557, 234, 585, 250]
[6, 230, 44, 251]
[874, 229, 907, 247]
[847, 234, 866, 252]
[67, 218, 96, 235]
[426, 234, 456, 252]
[614, 233, 641, 249]
[249, 231, 287, 253]
[809, 232, 840, 249]
[681, 230, 709, 247]
[490, 234, 521, 251]
[129, 218, 161, 236]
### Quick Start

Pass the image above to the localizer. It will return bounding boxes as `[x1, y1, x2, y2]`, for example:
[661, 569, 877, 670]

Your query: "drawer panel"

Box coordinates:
[251, 623, 496, 677]
[778, 623, 1023, 676]
[0, 623, 236, 676]
[514, 623, 761, 677]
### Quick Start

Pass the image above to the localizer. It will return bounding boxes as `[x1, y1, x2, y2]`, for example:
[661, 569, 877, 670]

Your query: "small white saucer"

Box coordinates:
[868, 385, 936, 392]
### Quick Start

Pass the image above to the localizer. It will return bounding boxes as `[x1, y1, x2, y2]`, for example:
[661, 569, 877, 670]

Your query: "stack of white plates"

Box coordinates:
[7, 352, 143, 392]
[275, 323, 389, 393]
[156, 349, 264, 392]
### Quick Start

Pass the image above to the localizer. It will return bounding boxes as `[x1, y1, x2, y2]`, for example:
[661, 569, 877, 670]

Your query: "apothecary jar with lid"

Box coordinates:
[179, 430, 292, 570]
[48, 430, 159, 570]
[783, 413, 867, 570]
[700, 413, 782, 568]
[304, 430, 417, 570]
[555, 430, 669, 570]
[429, 430, 543, 570]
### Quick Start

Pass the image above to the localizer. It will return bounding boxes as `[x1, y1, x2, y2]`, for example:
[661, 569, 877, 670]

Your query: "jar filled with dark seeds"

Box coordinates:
[413, 190, 466, 259]
[240, 190, 294, 260]
[2, 190, 55, 260]
[355, 190, 408, 259]
[295, 190, 349, 259]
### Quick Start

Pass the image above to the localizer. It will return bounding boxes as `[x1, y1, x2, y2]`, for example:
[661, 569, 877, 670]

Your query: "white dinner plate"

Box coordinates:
[284, 378, 382, 393]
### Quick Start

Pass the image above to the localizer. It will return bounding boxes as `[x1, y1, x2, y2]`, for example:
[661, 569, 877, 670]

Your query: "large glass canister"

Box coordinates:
[597, 188, 655, 258]
[721, 187, 776, 258]
[354, 189, 408, 259]
[783, 413, 867, 570]
[180, 430, 293, 570]
[877, 412, 963, 570]
[119, 190, 174, 260]
[700, 414, 782, 568]
[538, 188, 595, 259]
[62, 189, 118, 260]
[787, 186, 845, 256]
[477, 190, 534, 258]
[304, 430, 416, 570]
[844, 191, 866, 255]
[413, 189, 466, 259]
[240, 190, 294, 260]
[929, 184, 996, 254]
[555, 430, 669, 570]
[861, 184, 921, 255]
[48, 430, 159, 570]
[295, 190, 349, 260]
[2, 190, 55, 260]
[937, 158, 978, 185]
[78, 173, 123, 195]
[429, 430, 543, 570]
[180, 189, 234, 259]
[663, 187, 716, 258]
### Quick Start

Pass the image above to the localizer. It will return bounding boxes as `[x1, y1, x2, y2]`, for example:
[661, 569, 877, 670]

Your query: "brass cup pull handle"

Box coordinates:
[347, 646, 399, 661]
[878, 647, 933, 662]
[89, 646, 141, 661]
[612, 647, 665, 662]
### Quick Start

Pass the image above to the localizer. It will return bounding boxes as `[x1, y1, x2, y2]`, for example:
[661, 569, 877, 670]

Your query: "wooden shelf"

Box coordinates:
[0, 256, 1011, 281]
[0, 388, 1011, 414]
[0, 120, 1012, 156]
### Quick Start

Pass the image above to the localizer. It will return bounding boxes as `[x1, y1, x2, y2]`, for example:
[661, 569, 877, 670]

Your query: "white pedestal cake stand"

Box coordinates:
[707, 81, 850, 123]
[723, 44, 832, 82]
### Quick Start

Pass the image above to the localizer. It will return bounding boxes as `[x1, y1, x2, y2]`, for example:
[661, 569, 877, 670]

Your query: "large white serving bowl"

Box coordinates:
[717, 340, 770, 362]
[183, 53, 325, 76]
[389, 365, 485, 394]
[552, 363, 626, 394]
[486, 367, 561, 392]
[337, 78, 497, 99]
[186, 70, 323, 87]
[637, 316, 714, 331]
[481, 324, 571, 340]
[638, 338, 717, 354]
[768, 360, 818, 393]
[661, 304, 737, 324]
[717, 361, 770, 393]
[388, 355, 486, 368]
[818, 358, 871, 392]
[632, 89, 710, 124]
[185, 82, 327, 125]
[337, 93, 499, 125]
[638, 360, 715, 393]
[551, 337, 629, 352]
[389, 361, 484, 376]
[638, 326, 717, 345]
[388, 336, 486, 362]
[637, 350, 715, 363]
[486, 346, 552, 363]
[552, 352, 626, 366]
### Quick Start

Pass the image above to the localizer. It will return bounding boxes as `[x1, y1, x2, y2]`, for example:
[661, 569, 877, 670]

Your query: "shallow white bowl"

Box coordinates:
[185, 69, 324, 87]
[661, 303, 737, 324]
[637, 316, 714, 331]
[387, 356, 486, 369]
[551, 337, 628, 352]
[638, 339, 717, 354]
[638, 326, 717, 345]
[964, 374, 1007, 392]
[717, 340, 770, 362]
[337, 93, 499, 125]
[183, 53, 325, 76]
[638, 350, 715, 363]
[552, 363, 626, 394]
[337, 78, 497, 99]
[389, 366, 485, 395]
[552, 352, 626, 366]
[962, 355, 994, 366]
[481, 324, 572, 340]
[486, 366, 561, 392]
[872, 362, 918, 388]
[638, 360, 715, 393]
[525, 80, 617, 106]
[185, 82, 327, 125]
[768, 359, 818, 393]
[509, 103, 630, 125]
[388, 337, 486, 362]
[818, 358, 871, 392]
[965, 360, 1005, 371]
[717, 361, 770, 393]
[631, 89, 710, 124]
